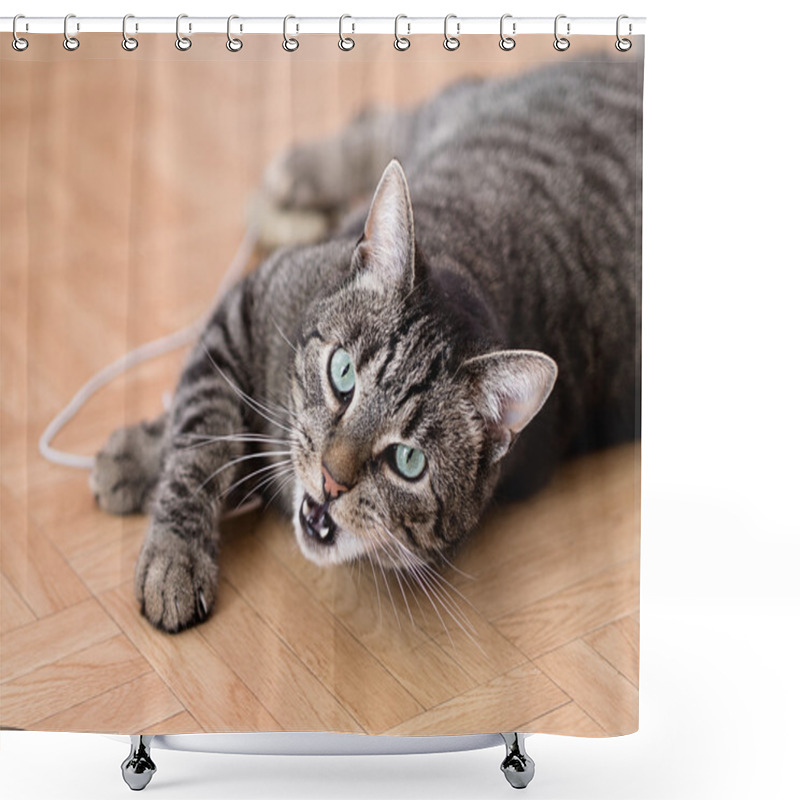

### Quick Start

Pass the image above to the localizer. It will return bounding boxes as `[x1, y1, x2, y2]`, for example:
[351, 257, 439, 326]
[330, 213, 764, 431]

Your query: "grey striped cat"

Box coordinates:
[90, 59, 642, 633]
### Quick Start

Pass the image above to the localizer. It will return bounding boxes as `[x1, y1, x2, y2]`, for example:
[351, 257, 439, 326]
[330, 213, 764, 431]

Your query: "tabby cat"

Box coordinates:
[90, 59, 642, 633]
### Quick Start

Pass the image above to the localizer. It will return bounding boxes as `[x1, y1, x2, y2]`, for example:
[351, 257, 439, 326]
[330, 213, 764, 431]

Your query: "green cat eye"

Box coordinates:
[329, 347, 356, 398]
[393, 444, 426, 480]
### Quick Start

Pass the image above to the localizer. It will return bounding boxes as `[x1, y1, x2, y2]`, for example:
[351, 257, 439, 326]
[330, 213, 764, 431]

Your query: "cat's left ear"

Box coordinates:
[464, 350, 558, 462]
[354, 159, 417, 294]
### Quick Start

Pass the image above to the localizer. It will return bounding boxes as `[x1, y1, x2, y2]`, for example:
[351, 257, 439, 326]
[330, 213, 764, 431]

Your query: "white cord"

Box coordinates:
[38, 226, 259, 470]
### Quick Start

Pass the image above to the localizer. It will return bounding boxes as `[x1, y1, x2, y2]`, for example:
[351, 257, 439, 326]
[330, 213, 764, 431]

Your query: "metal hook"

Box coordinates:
[394, 15, 410, 51]
[12, 14, 28, 51]
[339, 14, 355, 51]
[175, 14, 192, 51]
[227, 15, 243, 51]
[443, 14, 460, 51]
[499, 14, 516, 51]
[63, 13, 80, 51]
[615, 14, 632, 52]
[122, 14, 138, 51]
[553, 14, 570, 52]
[283, 15, 299, 52]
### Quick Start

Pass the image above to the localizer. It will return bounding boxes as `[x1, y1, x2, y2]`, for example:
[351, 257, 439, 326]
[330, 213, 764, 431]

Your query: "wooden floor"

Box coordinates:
[1, 34, 640, 737]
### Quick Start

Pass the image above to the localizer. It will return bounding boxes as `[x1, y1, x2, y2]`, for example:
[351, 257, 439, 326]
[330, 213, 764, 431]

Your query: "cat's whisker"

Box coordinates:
[405, 559, 481, 652]
[408, 556, 479, 630]
[202, 345, 299, 436]
[364, 551, 383, 627]
[436, 552, 475, 582]
[393, 567, 420, 629]
[179, 432, 292, 451]
[374, 520, 476, 624]
[261, 472, 296, 512]
[219, 459, 293, 502]
[416, 565, 478, 641]
[368, 517, 462, 640]
[197, 449, 294, 494]
[270, 318, 298, 355]
[403, 558, 456, 650]
[372, 516, 471, 618]
[367, 535, 402, 628]
[375, 525, 479, 647]
[235, 467, 295, 511]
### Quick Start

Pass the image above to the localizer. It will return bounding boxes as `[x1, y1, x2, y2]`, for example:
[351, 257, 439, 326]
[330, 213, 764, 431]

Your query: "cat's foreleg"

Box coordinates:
[134, 299, 254, 633]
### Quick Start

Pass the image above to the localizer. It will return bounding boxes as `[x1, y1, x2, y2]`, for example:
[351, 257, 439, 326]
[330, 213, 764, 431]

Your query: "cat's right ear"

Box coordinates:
[464, 350, 558, 462]
[353, 159, 417, 294]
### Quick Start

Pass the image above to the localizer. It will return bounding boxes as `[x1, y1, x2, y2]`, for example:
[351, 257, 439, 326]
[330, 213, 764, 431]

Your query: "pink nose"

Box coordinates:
[322, 464, 349, 499]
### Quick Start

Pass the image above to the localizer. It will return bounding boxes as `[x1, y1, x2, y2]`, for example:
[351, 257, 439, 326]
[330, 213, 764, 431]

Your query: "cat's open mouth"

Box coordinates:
[299, 493, 338, 547]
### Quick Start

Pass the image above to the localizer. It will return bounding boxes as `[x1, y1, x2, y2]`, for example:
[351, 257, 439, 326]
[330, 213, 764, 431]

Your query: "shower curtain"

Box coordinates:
[0, 26, 642, 742]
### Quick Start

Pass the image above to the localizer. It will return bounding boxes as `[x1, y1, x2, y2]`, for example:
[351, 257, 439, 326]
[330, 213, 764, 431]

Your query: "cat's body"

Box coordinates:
[91, 59, 642, 633]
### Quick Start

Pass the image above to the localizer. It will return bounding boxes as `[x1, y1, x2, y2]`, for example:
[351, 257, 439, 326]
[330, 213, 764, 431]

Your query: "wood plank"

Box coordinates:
[224, 531, 425, 733]
[0, 635, 150, 729]
[101, 582, 282, 733]
[452, 444, 640, 622]
[0, 572, 36, 633]
[34, 671, 184, 733]
[492, 559, 640, 660]
[585, 615, 640, 688]
[67, 517, 145, 595]
[535, 640, 638, 736]
[0, 485, 90, 618]
[145, 710, 205, 735]
[459, 505, 639, 624]
[257, 522, 479, 709]
[199, 579, 363, 733]
[0, 597, 118, 683]
[383, 662, 568, 736]
[521, 701, 606, 737]
[430, 615, 529, 686]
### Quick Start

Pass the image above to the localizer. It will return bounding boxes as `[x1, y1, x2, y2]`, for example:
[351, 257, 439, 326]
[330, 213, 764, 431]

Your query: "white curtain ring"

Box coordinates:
[499, 14, 516, 51]
[175, 14, 192, 51]
[283, 15, 299, 52]
[227, 15, 243, 52]
[122, 14, 138, 51]
[443, 14, 460, 51]
[394, 15, 410, 51]
[615, 15, 632, 52]
[339, 14, 355, 51]
[553, 14, 570, 52]
[12, 14, 29, 51]
[63, 13, 80, 51]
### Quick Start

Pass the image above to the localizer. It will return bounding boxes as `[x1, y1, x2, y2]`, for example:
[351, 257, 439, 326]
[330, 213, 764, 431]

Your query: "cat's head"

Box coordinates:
[288, 160, 557, 568]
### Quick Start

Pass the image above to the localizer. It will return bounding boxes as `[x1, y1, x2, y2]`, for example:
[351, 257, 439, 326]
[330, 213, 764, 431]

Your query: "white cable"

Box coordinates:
[38, 226, 259, 470]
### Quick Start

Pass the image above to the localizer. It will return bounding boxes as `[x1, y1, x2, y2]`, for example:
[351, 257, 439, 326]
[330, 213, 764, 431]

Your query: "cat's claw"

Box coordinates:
[135, 532, 218, 633]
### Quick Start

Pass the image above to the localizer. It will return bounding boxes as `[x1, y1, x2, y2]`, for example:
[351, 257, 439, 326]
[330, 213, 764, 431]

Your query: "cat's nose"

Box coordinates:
[321, 463, 350, 499]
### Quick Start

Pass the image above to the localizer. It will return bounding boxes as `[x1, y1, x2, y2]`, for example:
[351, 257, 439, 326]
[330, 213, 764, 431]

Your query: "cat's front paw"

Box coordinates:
[247, 192, 328, 251]
[90, 417, 165, 515]
[135, 528, 218, 633]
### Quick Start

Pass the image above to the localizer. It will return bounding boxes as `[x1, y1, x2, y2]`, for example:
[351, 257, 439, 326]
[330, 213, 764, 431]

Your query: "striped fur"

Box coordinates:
[92, 59, 642, 632]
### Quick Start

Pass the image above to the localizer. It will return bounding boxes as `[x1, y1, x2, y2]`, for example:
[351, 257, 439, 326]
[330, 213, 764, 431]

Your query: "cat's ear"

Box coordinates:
[464, 350, 558, 462]
[354, 159, 416, 293]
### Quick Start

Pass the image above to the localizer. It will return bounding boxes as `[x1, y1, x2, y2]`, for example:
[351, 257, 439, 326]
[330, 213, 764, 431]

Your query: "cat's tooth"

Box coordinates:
[302, 496, 312, 517]
[319, 524, 331, 540]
